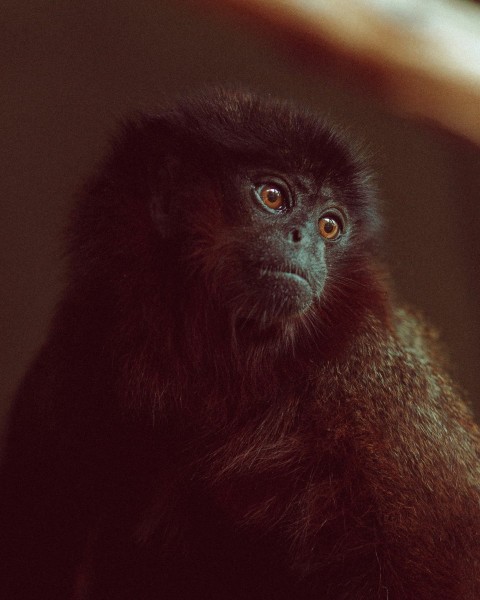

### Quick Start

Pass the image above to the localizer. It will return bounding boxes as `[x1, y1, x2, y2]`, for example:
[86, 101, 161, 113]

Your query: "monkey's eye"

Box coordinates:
[318, 215, 342, 240]
[256, 184, 288, 211]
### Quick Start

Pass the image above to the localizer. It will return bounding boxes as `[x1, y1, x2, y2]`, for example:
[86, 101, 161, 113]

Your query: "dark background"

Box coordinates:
[1, 0, 480, 429]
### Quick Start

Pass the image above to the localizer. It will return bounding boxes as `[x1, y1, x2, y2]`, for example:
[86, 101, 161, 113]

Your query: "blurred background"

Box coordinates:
[1, 0, 480, 427]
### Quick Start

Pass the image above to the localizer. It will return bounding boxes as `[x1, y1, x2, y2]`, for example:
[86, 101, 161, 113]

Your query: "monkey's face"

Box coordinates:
[232, 171, 347, 327]
[178, 165, 352, 330]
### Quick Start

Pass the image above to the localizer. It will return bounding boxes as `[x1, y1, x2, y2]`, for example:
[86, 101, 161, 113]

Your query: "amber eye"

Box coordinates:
[318, 215, 341, 240]
[257, 184, 287, 211]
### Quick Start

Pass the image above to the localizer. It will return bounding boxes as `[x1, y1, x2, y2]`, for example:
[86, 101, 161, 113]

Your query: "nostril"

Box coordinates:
[291, 229, 301, 243]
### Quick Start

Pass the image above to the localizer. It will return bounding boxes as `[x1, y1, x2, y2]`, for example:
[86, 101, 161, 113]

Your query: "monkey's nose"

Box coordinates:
[290, 229, 302, 243]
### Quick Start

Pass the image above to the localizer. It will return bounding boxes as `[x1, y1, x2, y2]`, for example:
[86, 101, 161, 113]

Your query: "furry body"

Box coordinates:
[1, 90, 479, 599]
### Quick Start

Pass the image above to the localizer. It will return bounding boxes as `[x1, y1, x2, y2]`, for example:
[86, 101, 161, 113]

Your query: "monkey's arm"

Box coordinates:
[0, 351, 85, 599]
[0, 298, 114, 600]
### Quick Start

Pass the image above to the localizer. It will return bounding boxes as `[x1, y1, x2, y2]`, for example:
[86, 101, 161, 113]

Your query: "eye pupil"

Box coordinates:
[323, 220, 334, 233]
[267, 189, 279, 202]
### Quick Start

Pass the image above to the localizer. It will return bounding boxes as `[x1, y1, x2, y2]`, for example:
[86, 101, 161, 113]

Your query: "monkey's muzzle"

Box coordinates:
[254, 268, 314, 320]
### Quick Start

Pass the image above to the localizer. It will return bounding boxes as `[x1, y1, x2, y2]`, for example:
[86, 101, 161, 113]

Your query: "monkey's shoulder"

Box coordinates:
[390, 305, 451, 369]
[344, 304, 447, 365]
[324, 305, 457, 401]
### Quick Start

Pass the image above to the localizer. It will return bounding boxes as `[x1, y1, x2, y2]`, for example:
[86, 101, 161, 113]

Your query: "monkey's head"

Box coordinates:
[73, 89, 386, 359]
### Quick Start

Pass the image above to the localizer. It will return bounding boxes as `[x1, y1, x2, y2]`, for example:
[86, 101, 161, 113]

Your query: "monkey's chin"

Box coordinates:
[249, 270, 314, 325]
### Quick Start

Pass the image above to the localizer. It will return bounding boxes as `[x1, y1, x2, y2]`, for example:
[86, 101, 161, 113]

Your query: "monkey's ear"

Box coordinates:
[116, 115, 182, 239]
[149, 156, 181, 238]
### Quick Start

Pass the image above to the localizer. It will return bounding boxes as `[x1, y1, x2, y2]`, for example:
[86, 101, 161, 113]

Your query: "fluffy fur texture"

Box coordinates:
[1, 89, 479, 599]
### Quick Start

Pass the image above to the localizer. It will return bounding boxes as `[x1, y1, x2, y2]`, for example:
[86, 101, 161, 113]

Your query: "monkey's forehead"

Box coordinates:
[150, 88, 367, 179]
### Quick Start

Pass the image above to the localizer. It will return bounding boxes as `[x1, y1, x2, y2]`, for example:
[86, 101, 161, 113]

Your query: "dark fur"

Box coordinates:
[1, 89, 479, 599]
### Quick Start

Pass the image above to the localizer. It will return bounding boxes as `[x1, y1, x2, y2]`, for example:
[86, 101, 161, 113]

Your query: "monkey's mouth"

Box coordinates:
[252, 266, 314, 320]
[257, 263, 311, 288]
[264, 270, 309, 286]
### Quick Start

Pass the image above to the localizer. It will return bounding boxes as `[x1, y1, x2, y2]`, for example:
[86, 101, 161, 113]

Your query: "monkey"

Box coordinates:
[0, 88, 479, 600]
